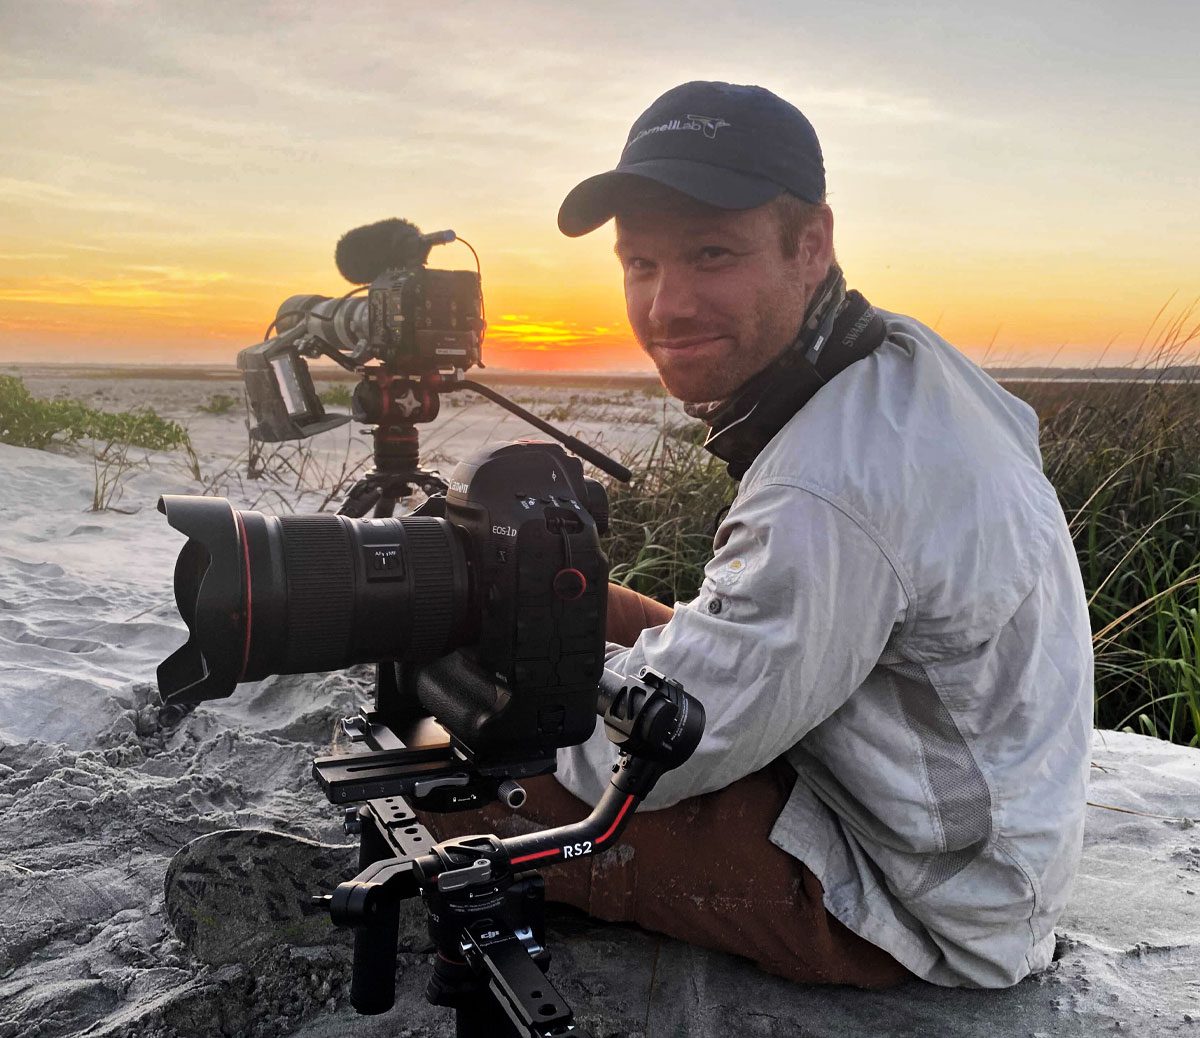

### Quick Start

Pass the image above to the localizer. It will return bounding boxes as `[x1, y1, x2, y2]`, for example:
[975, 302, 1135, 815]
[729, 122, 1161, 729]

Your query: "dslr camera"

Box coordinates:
[158, 439, 610, 783]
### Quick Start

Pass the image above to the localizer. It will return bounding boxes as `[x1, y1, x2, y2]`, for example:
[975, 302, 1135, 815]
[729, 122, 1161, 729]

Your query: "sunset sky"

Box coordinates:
[1, 1, 1197, 372]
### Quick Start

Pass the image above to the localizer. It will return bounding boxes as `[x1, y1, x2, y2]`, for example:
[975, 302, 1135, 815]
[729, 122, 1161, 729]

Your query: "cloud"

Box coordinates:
[489, 316, 590, 346]
[0, 177, 165, 217]
[803, 87, 963, 126]
[487, 314, 624, 353]
[0, 252, 70, 261]
[0, 267, 234, 310]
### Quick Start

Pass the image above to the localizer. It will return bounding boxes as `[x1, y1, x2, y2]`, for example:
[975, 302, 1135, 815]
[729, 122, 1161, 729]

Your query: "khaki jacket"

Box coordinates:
[556, 311, 1094, 987]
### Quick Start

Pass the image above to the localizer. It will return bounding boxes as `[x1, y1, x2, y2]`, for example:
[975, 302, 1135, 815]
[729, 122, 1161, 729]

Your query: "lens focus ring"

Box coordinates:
[403, 517, 459, 659]
[277, 515, 355, 672]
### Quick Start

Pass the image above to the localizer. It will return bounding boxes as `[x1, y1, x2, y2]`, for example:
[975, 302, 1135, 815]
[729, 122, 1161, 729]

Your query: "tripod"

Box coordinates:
[335, 372, 447, 519]
[312, 665, 704, 1038]
[335, 369, 631, 520]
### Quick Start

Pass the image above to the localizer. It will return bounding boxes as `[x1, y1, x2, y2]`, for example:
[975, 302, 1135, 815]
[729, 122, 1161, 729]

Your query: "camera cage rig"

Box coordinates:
[332, 368, 632, 520]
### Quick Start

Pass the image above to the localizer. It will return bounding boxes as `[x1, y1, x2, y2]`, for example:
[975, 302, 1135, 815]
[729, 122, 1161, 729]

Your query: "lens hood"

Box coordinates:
[156, 495, 247, 705]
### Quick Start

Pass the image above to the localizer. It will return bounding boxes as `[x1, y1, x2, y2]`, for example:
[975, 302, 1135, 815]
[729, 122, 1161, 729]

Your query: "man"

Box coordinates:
[437, 81, 1094, 990]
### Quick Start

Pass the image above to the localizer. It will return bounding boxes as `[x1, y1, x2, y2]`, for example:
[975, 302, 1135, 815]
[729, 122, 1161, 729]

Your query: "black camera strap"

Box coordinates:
[686, 266, 888, 480]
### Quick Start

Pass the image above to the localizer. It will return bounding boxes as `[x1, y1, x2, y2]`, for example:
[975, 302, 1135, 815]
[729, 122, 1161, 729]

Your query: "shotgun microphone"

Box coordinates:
[334, 218, 457, 284]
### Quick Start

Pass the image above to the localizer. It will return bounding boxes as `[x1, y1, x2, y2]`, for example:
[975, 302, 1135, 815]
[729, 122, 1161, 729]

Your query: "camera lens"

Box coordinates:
[156, 496, 469, 705]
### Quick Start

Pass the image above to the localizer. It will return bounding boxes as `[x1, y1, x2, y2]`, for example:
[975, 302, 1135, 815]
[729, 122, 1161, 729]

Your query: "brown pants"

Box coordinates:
[421, 585, 910, 989]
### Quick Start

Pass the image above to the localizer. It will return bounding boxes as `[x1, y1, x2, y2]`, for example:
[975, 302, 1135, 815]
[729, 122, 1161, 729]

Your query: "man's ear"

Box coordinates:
[797, 204, 835, 284]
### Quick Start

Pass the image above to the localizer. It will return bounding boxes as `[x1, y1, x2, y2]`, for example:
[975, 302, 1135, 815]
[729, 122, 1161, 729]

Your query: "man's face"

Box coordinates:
[615, 189, 825, 403]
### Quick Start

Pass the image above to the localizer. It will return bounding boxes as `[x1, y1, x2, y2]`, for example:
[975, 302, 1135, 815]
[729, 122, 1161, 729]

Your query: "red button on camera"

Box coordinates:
[552, 568, 587, 601]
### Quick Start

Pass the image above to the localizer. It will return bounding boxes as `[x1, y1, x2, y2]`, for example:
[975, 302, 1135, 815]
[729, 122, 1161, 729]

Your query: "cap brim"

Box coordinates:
[557, 159, 784, 237]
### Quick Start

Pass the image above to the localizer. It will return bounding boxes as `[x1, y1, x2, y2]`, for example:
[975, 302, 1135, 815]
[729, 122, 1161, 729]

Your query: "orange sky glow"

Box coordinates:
[1, 3, 1197, 374]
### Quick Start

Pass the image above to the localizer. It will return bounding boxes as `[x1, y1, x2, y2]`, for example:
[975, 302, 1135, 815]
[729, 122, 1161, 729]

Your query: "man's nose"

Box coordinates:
[647, 267, 699, 328]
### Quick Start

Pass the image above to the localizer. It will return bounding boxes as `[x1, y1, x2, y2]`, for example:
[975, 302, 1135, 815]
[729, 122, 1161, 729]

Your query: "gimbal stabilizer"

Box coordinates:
[314, 665, 705, 1038]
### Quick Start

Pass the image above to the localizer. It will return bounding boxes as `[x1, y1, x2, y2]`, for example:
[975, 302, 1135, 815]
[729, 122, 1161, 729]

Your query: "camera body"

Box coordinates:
[158, 441, 610, 768]
[366, 267, 481, 373]
[418, 441, 610, 764]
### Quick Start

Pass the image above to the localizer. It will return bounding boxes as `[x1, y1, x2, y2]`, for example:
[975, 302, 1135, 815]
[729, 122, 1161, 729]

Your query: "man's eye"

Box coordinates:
[698, 246, 732, 262]
[625, 257, 654, 273]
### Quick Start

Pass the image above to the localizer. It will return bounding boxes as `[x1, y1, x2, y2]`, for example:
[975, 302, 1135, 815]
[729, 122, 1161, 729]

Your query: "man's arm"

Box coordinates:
[606, 582, 674, 646]
[557, 480, 910, 809]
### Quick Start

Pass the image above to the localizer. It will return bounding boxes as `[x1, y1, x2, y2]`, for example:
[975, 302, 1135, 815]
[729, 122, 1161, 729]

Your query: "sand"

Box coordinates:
[1, 371, 1198, 1037]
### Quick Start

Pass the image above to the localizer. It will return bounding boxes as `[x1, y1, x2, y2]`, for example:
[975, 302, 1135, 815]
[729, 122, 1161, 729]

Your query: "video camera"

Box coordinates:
[234, 217, 625, 521]
[237, 218, 483, 442]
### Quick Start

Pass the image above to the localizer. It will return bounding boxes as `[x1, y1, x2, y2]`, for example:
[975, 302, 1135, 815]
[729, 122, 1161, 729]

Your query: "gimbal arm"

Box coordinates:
[324, 666, 704, 1032]
[327, 667, 704, 911]
[412, 666, 704, 883]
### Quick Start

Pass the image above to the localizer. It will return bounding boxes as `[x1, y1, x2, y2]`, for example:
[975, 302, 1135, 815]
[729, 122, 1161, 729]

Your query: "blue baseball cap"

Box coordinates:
[558, 81, 826, 237]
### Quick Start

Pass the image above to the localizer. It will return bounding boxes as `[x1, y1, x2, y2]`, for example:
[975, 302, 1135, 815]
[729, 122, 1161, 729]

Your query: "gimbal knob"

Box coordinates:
[599, 666, 705, 767]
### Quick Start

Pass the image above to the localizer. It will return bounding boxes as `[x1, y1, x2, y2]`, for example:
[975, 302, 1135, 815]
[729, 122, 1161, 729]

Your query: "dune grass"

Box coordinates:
[0, 374, 192, 512]
[602, 308, 1200, 748]
[0, 375, 189, 452]
[317, 382, 354, 408]
[1019, 303, 1200, 746]
[603, 417, 734, 603]
[197, 391, 240, 415]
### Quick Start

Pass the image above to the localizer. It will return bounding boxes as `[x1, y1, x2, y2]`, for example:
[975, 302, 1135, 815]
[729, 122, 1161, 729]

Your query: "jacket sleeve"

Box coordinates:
[554, 479, 910, 810]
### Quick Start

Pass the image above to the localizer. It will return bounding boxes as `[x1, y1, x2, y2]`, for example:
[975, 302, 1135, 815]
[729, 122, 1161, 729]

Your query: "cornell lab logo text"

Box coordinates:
[629, 114, 732, 145]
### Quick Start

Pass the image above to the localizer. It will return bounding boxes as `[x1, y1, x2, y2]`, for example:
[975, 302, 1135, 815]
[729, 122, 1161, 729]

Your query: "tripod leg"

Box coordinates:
[428, 953, 524, 1038]
[337, 482, 383, 517]
[358, 805, 391, 868]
